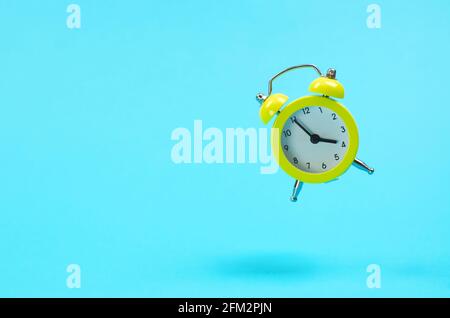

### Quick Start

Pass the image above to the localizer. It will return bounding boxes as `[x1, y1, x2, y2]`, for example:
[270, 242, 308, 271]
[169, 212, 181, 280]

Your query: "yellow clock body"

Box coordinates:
[271, 95, 359, 183]
[257, 65, 373, 201]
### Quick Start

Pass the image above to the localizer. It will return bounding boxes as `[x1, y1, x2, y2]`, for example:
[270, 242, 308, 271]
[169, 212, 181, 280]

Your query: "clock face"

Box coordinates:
[280, 106, 350, 173]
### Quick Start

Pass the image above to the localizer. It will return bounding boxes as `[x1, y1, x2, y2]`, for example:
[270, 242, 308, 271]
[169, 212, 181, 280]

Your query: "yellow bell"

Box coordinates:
[308, 69, 345, 99]
[258, 93, 288, 124]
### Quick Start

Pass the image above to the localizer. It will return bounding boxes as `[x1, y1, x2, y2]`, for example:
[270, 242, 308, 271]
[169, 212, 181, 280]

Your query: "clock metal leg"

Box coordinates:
[290, 180, 303, 202]
[353, 158, 375, 175]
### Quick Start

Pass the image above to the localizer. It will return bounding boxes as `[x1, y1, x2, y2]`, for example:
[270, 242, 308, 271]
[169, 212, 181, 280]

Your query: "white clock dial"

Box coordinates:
[280, 106, 350, 173]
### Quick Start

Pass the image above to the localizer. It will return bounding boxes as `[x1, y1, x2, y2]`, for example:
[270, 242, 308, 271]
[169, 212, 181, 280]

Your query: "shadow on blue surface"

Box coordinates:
[211, 252, 334, 281]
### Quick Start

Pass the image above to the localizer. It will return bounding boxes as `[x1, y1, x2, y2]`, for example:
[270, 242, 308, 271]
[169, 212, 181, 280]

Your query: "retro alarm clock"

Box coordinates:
[256, 64, 374, 202]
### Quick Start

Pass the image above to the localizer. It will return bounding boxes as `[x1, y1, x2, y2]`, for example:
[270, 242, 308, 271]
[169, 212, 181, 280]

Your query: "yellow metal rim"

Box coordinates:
[272, 95, 359, 183]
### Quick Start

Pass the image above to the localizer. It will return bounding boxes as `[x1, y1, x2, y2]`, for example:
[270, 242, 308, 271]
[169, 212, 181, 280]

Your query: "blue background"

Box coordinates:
[1, 0, 449, 297]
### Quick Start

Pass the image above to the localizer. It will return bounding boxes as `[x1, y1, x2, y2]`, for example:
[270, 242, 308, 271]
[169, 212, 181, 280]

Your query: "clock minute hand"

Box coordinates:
[293, 119, 313, 137]
[293, 119, 337, 144]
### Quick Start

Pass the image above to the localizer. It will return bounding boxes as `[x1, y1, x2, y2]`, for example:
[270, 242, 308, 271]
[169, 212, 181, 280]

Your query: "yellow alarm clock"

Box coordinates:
[256, 64, 374, 202]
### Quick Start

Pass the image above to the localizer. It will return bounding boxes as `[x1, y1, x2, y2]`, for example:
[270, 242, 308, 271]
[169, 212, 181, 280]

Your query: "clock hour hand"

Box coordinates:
[317, 136, 338, 144]
[309, 134, 337, 145]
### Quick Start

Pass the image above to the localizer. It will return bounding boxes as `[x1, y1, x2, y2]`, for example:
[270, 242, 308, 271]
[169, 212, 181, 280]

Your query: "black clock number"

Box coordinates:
[283, 129, 291, 137]
[334, 154, 340, 161]
[341, 126, 346, 133]
[290, 116, 296, 123]
[331, 113, 337, 120]
[283, 145, 289, 151]
[342, 141, 346, 148]
[302, 107, 310, 115]
[318, 107, 323, 113]
[322, 162, 327, 169]
[293, 157, 298, 165]
[306, 162, 311, 169]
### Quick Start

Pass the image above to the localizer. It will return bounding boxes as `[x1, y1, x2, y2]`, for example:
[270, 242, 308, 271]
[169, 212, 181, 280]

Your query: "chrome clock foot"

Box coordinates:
[353, 158, 374, 174]
[290, 180, 303, 202]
